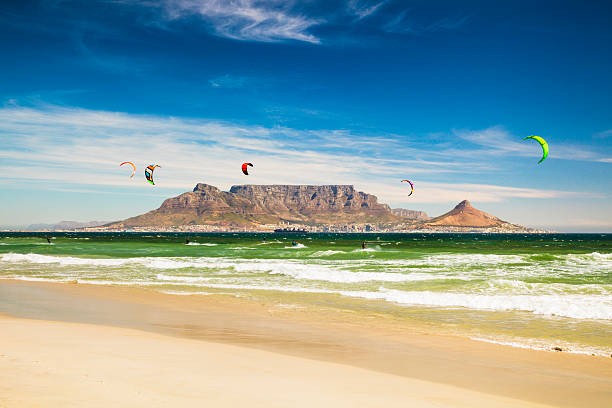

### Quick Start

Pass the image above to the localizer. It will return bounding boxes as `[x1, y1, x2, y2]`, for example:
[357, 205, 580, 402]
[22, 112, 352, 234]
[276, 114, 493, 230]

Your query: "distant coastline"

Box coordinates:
[3, 184, 557, 234]
[1, 227, 553, 233]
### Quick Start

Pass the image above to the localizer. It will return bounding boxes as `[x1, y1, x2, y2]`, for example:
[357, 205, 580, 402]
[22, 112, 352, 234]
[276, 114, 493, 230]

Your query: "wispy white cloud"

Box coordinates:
[382, 11, 470, 35]
[208, 73, 280, 90]
[594, 129, 612, 138]
[128, 0, 475, 44]
[153, 0, 322, 43]
[365, 180, 589, 207]
[0, 105, 592, 209]
[209, 74, 249, 88]
[452, 126, 610, 163]
[347, 0, 387, 20]
[73, 34, 144, 73]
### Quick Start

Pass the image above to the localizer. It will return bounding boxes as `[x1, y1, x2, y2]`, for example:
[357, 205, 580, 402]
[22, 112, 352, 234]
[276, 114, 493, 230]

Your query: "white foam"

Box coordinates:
[3, 249, 611, 321]
[186, 242, 217, 246]
[156, 273, 213, 283]
[469, 336, 611, 357]
[158, 290, 218, 296]
[0, 276, 62, 283]
[0, 253, 130, 266]
[6, 274, 606, 322]
[284, 243, 307, 248]
[255, 240, 282, 245]
[352, 247, 377, 252]
[266, 264, 438, 283]
[347, 288, 612, 320]
[309, 250, 346, 257]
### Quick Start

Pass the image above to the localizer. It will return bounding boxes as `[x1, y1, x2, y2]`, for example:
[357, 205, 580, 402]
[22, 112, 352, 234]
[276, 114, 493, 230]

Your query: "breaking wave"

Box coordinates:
[2, 250, 611, 320]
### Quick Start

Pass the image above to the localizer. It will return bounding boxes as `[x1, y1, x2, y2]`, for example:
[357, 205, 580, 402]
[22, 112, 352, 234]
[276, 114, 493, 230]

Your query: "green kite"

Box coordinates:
[523, 135, 548, 164]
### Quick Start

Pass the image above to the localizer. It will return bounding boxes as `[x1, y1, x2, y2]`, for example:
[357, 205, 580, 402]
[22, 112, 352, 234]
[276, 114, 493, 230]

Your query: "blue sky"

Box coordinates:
[1, 0, 611, 231]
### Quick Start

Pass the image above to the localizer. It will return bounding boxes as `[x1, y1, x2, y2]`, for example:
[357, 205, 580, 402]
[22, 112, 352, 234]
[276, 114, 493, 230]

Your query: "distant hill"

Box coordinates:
[391, 208, 429, 221]
[419, 200, 535, 231]
[26, 221, 110, 231]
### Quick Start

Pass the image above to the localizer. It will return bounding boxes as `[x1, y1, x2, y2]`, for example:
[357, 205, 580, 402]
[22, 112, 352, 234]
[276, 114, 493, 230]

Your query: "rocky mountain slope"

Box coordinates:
[109, 183, 406, 228]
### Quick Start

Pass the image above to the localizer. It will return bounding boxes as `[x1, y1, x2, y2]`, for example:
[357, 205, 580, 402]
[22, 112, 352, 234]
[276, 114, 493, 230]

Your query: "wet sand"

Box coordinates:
[0, 279, 611, 407]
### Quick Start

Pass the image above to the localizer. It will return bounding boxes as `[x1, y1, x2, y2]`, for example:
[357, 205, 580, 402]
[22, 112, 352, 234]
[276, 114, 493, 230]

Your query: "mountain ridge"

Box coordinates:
[110, 183, 404, 228]
[103, 183, 537, 233]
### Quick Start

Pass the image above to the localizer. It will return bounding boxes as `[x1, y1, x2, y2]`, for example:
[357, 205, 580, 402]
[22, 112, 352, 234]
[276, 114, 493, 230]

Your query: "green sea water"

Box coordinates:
[1, 232, 611, 355]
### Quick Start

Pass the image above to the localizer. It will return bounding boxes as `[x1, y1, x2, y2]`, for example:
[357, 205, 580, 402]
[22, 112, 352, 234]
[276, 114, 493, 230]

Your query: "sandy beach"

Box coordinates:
[0, 314, 561, 408]
[1, 280, 611, 407]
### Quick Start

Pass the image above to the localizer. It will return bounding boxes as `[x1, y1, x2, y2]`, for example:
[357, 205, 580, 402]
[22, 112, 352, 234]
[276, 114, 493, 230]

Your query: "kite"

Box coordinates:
[401, 179, 414, 196]
[120, 161, 136, 178]
[523, 135, 548, 164]
[242, 162, 253, 175]
[145, 165, 161, 185]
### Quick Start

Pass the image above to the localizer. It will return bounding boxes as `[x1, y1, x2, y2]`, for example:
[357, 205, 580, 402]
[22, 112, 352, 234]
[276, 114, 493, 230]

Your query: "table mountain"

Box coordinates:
[109, 183, 404, 228]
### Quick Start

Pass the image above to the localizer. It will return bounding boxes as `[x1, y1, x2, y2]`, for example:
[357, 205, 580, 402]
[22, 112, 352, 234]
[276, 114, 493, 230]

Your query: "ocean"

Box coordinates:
[1, 232, 611, 355]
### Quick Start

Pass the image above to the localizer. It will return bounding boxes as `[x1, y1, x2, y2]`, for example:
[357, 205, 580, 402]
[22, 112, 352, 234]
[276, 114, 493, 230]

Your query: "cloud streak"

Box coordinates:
[154, 0, 322, 43]
[382, 11, 470, 35]
[0, 105, 594, 209]
[347, 0, 388, 20]
[452, 126, 610, 163]
[128, 0, 474, 44]
[594, 129, 612, 138]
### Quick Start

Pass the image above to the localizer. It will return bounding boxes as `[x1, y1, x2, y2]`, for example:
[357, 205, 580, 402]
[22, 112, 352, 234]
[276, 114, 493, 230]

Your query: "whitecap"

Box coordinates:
[284, 243, 307, 249]
[309, 250, 346, 257]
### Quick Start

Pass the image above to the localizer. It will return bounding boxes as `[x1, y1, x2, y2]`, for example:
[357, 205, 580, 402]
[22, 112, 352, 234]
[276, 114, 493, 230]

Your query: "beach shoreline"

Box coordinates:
[1, 279, 610, 407]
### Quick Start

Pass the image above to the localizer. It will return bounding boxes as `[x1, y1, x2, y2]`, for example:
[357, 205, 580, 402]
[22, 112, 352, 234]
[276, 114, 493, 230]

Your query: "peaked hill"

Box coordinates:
[418, 200, 535, 231]
[424, 200, 505, 227]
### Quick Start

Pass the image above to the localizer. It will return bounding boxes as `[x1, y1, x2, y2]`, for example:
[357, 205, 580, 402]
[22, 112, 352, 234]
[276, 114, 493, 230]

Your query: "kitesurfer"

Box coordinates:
[185, 237, 190, 245]
[45, 236, 51, 244]
[292, 241, 298, 246]
[362, 241, 366, 249]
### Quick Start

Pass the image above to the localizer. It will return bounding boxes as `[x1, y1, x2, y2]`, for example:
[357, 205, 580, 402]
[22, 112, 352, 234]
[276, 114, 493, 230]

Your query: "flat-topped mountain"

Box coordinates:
[110, 183, 404, 228]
